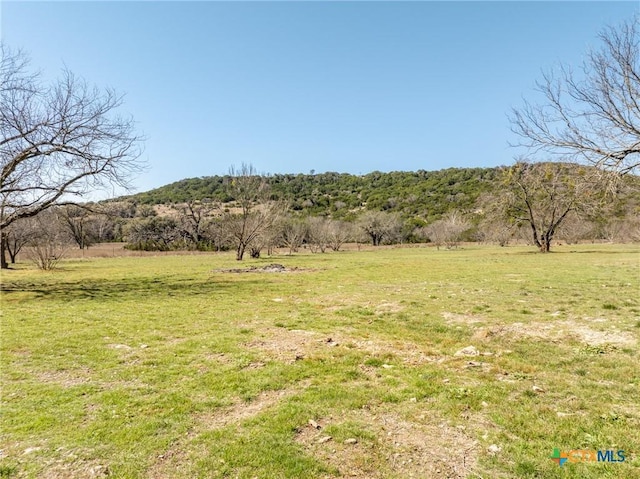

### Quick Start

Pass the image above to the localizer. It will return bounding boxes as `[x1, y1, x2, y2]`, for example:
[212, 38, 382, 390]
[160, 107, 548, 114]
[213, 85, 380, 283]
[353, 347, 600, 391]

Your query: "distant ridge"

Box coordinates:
[116, 165, 639, 223]
[117, 167, 502, 222]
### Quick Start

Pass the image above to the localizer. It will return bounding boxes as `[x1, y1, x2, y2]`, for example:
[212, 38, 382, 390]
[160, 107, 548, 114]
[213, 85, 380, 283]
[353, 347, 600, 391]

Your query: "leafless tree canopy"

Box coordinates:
[501, 162, 602, 252]
[223, 163, 284, 260]
[0, 45, 144, 232]
[510, 17, 640, 174]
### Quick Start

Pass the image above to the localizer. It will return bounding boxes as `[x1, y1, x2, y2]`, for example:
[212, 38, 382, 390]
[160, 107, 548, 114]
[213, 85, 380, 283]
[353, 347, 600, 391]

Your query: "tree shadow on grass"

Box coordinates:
[1, 275, 267, 301]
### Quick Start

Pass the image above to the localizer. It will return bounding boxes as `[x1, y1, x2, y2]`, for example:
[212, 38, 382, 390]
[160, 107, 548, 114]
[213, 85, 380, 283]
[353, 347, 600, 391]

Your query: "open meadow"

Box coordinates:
[1, 244, 639, 478]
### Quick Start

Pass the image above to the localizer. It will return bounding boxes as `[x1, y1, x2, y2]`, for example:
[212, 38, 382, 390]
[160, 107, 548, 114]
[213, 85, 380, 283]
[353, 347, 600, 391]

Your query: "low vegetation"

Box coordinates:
[2, 244, 639, 478]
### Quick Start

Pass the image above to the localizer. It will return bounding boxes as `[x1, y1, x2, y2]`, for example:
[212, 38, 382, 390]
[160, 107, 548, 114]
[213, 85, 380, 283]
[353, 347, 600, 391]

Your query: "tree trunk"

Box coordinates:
[236, 243, 246, 261]
[539, 232, 552, 252]
[0, 232, 8, 269]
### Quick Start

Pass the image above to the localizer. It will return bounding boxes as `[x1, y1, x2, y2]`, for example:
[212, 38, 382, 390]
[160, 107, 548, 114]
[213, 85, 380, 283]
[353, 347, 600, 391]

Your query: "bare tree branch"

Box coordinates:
[0, 45, 145, 241]
[510, 16, 640, 174]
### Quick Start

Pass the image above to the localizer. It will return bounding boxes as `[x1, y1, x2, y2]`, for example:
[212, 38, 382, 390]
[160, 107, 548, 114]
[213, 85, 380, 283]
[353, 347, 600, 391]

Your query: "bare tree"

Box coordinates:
[25, 209, 71, 270]
[177, 200, 215, 248]
[357, 211, 402, 246]
[223, 163, 283, 260]
[4, 216, 38, 263]
[501, 162, 601, 252]
[280, 215, 308, 254]
[0, 45, 143, 267]
[123, 216, 179, 251]
[58, 204, 98, 249]
[510, 17, 640, 175]
[424, 211, 471, 249]
[307, 217, 330, 253]
[327, 219, 353, 252]
[202, 217, 233, 252]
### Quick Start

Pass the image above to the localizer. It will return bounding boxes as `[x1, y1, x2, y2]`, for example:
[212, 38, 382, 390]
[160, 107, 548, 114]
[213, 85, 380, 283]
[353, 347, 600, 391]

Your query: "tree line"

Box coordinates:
[7, 161, 639, 268]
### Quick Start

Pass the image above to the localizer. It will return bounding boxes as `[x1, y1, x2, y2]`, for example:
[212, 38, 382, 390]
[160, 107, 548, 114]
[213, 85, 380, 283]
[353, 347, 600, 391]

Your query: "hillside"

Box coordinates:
[122, 167, 502, 222]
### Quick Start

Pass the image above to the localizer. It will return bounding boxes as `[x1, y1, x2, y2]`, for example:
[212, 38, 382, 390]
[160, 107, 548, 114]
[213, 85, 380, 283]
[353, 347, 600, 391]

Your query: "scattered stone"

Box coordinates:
[109, 344, 132, 350]
[454, 346, 480, 357]
[532, 385, 546, 393]
[318, 436, 333, 444]
[344, 438, 358, 445]
[409, 397, 417, 402]
[140, 344, 148, 349]
[309, 419, 321, 429]
[382, 364, 394, 369]
[487, 444, 502, 454]
[23, 447, 41, 455]
[465, 361, 484, 368]
[481, 401, 489, 408]
[442, 378, 450, 383]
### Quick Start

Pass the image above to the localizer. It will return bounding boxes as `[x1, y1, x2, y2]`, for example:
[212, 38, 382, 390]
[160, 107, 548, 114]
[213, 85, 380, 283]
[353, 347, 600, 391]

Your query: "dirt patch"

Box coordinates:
[374, 301, 405, 315]
[40, 461, 110, 479]
[296, 408, 478, 479]
[32, 369, 93, 388]
[245, 328, 440, 365]
[473, 319, 636, 347]
[246, 329, 318, 362]
[442, 312, 484, 324]
[215, 263, 310, 273]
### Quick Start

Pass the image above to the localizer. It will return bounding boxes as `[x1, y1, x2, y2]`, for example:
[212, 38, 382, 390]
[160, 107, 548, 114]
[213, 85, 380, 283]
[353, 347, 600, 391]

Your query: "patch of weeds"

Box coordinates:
[599, 410, 624, 423]
[514, 460, 540, 478]
[472, 304, 491, 312]
[323, 421, 377, 443]
[0, 465, 18, 478]
[451, 387, 473, 399]
[364, 357, 384, 367]
[575, 368, 588, 376]
[602, 303, 619, 310]
[578, 344, 616, 355]
[381, 392, 402, 403]
[343, 369, 365, 381]
[520, 309, 533, 315]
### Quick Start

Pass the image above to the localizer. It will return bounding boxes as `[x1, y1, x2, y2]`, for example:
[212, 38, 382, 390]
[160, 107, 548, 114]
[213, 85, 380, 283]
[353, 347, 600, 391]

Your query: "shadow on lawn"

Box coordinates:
[1, 275, 266, 301]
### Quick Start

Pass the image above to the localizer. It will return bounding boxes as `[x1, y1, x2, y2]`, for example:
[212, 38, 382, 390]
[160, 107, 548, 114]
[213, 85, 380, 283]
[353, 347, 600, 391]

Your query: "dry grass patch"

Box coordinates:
[245, 327, 440, 366]
[472, 318, 637, 347]
[296, 407, 479, 479]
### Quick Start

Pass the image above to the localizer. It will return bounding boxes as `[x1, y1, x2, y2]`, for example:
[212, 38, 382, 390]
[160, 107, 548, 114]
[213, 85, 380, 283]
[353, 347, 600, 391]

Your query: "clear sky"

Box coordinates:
[2, 1, 638, 196]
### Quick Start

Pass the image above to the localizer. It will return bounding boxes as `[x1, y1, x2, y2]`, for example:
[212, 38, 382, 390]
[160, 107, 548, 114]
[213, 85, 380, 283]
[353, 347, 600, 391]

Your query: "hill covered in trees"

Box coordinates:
[122, 167, 502, 222]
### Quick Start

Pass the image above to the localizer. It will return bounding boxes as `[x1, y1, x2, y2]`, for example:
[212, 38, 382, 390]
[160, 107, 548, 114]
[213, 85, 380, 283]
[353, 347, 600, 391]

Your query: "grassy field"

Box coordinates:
[1, 244, 639, 478]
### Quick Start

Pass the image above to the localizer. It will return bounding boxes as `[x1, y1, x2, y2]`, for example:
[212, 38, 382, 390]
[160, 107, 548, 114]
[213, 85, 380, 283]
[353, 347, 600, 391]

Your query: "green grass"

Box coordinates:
[1, 244, 639, 478]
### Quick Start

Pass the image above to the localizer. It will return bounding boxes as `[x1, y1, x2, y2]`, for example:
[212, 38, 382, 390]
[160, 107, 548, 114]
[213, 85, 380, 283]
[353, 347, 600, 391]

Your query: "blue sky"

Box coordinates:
[2, 1, 638, 196]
